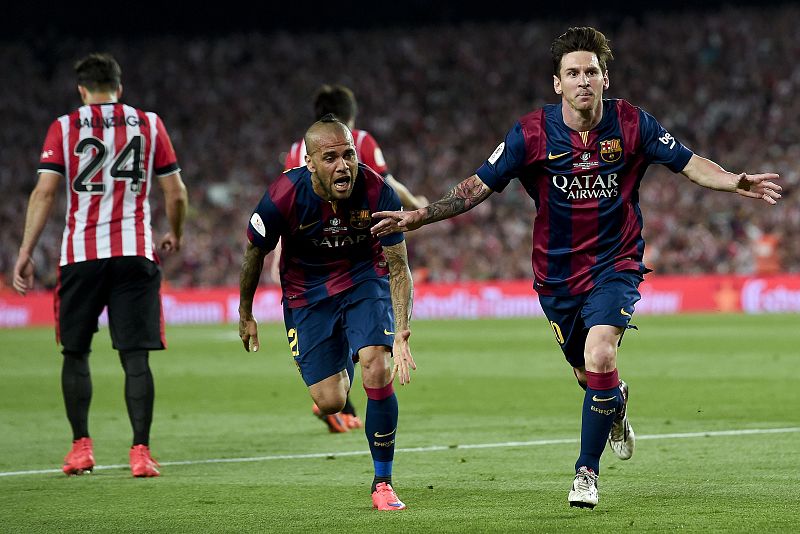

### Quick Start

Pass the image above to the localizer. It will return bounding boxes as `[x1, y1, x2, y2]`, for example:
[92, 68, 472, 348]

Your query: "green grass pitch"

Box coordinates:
[1, 314, 798, 532]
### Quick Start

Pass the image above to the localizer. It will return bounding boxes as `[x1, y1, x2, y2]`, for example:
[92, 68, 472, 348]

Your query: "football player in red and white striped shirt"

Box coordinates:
[13, 53, 188, 478]
[277, 85, 425, 433]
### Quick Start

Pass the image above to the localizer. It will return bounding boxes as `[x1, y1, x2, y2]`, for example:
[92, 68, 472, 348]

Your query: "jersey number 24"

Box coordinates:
[72, 135, 145, 194]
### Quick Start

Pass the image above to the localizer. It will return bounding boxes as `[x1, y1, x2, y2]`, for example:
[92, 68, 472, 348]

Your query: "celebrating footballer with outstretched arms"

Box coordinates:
[371, 26, 780, 511]
[371, 160, 779, 236]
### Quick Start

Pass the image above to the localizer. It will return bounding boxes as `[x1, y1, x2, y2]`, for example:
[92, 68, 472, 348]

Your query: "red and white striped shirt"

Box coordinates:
[284, 128, 388, 174]
[38, 103, 180, 266]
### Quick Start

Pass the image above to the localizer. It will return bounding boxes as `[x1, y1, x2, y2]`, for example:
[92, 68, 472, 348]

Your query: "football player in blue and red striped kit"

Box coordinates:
[372, 26, 781, 509]
[277, 84, 427, 434]
[238, 115, 416, 511]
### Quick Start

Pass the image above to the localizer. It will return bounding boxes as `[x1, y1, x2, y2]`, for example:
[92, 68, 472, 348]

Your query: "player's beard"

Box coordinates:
[314, 171, 355, 201]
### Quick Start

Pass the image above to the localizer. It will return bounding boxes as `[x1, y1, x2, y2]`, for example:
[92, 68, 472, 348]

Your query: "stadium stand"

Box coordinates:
[1, 5, 797, 289]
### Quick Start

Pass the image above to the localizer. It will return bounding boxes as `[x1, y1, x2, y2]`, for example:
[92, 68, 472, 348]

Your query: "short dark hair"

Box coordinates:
[313, 85, 357, 123]
[551, 27, 614, 76]
[74, 53, 121, 92]
[317, 113, 347, 127]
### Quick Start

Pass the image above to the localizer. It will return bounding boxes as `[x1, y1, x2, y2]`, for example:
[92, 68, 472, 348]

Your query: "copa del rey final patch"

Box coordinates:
[250, 213, 266, 237]
[488, 142, 505, 164]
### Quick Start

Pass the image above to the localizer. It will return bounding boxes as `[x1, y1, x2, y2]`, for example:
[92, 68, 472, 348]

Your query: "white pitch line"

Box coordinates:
[2, 426, 797, 478]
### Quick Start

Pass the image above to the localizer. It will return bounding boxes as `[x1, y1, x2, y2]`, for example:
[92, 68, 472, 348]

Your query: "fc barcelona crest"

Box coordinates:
[599, 138, 622, 163]
[350, 209, 371, 229]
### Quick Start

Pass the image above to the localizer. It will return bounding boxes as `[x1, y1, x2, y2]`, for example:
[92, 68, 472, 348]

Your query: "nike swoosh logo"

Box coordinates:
[383, 329, 394, 335]
[548, 151, 570, 160]
[620, 308, 632, 317]
[374, 428, 396, 438]
[592, 395, 617, 402]
[298, 220, 319, 231]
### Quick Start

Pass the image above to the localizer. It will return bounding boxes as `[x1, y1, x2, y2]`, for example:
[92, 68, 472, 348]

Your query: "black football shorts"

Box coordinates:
[56, 256, 165, 353]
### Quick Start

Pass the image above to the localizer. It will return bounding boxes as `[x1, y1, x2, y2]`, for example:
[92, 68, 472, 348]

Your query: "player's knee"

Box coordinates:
[361, 364, 390, 387]
[584, 342, 617, 370]
[119, 350, 150, 376]
[314, 395, 347, 415]
[63, 349, 89, 359]
[62, 350, 90, 373]
[309, 371, 349, 413]
[359, 345, 392, 387]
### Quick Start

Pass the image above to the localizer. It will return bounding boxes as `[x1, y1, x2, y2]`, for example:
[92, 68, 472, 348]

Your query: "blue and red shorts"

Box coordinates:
[538, 271, 643, 368]
[283, 277, 395, 386]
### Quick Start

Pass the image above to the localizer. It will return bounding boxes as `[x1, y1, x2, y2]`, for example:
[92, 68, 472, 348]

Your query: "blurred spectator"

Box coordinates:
[2, 5, 798, 288]
[749, 222, 782, 275]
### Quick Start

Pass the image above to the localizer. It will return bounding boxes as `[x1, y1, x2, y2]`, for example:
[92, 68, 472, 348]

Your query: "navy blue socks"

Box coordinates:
[364, 382, 398, 492]
[575, 369, 623, 474]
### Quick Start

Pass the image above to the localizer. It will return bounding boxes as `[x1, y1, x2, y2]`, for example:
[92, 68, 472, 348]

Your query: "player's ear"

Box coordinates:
[553, 75, 562, 95]
[116, 84, 123, 100]
[77, 85, 88, 103]
[304, 153, 314, 171]
[603, 71, 609, 90]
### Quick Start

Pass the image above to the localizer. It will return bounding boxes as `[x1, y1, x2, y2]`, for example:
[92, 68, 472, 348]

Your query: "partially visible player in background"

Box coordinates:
[372, 26, 782, 509]
[12, 53, 188, 478]
[276, 84, 426, 433]
[240, 115, 415, 510]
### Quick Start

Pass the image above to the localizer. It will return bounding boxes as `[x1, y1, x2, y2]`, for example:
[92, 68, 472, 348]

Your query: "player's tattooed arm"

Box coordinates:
[239, 243, 268, 352]
[371, 174, 494, 237]
[239, 243, 267, 312]
[383, 240, 416, 384]
[383, 241, 413, 331]
[422, 174, 493, 224]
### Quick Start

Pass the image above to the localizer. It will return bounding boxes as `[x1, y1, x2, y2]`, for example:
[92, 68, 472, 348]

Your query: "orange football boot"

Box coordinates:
[62, 437, 95, 475]
[312, 403, 349, 433]
[342, 413, 363, 429]
[129, 444, 160, 477]
[372, 482, 406, 511]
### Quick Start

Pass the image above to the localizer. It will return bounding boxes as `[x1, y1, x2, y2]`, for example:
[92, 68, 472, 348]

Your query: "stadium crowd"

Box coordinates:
[1, 4, 798, 289]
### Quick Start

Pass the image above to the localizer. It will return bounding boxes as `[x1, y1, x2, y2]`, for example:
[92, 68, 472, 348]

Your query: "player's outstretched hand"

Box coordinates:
[736, 173, 782, 204]
[239, 312, 260, 353]
[371, 208, 426, 238]
[390, 329, 416, 385]
[159, 232, 182, 252]
[12, 253, 35, 296]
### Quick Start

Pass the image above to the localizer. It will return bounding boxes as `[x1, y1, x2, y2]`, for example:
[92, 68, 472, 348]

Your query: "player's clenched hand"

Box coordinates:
[12, 253, 35, 296]
[239, 312, 260, 352]
[735, 173, 782, 204]
[390, 329, 416, 385]
[371, 209, 425, 238]
[159, 232, 182, 252]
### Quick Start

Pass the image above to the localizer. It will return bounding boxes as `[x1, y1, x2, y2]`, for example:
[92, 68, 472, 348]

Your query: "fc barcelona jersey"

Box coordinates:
[247, 163, 403, 307]
[477, 99, 693, 296]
